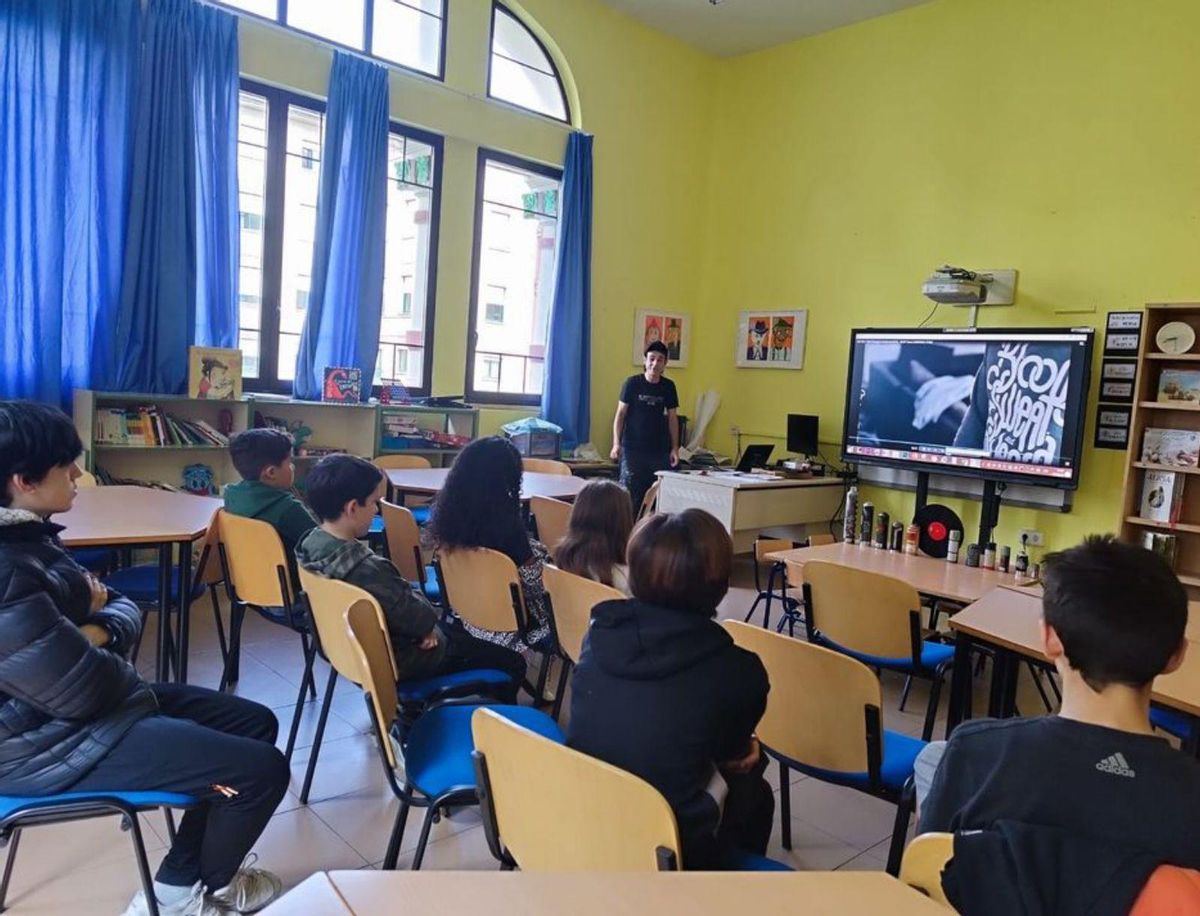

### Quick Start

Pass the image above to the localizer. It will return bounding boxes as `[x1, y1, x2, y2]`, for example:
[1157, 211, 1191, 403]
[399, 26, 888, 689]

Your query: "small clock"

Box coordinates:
[1156, 321, 1197, 355]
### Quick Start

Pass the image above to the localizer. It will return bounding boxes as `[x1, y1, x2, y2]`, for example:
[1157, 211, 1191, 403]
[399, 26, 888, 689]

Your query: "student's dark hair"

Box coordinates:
[0, 401, 84, 507]
[555, 480, 634, 587]
[229, 428, 293, 481]
[429, 437, 531, 564]
[626, 509, 732, 615]
[1042, 534, 1187, 690]
[645, 341, 668, 358]
[304, 454, 384, 522]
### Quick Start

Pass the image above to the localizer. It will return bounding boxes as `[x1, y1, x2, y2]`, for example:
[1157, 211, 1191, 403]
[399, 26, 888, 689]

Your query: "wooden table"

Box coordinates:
[58, 486, 223, 683]
[946, 584, 1200, 737]
[265, 870, 949, 915]
[385, 468, 588, 502]
[767, 541, 1024, 604]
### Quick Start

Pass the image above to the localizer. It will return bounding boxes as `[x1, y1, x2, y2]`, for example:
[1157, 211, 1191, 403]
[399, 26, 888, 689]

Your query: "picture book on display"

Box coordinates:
[188, 347, 243, 400]
[323, 367, 363, 403]
[1142, 428, 1200, 468]
[1157, 369, 1200, 403]
[1140, 469, 1186, 524]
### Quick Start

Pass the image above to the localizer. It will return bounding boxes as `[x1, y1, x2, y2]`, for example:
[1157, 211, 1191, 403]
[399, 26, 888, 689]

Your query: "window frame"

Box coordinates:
[465, 147, 564, 407]
[238, 78, 444, 397]
[216, 0, 448, 82]
[486, 2, 571, 125]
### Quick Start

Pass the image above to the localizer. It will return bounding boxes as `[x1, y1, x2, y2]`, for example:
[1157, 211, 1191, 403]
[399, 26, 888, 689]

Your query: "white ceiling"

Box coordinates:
[597, 0, 934, 57]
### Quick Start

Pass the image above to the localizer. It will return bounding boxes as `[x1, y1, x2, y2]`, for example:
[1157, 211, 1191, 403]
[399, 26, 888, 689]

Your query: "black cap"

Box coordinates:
[645, 341, 668, 357]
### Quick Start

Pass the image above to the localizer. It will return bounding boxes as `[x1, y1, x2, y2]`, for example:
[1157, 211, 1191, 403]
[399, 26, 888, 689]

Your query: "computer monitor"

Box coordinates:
[787, 414, 819, 456]
[736, 444, 774, 473]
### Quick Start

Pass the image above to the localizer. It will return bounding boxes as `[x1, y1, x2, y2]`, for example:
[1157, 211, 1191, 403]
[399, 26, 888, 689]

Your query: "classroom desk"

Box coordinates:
[385, 468, 588, 502]
[264, 870, 949, 916]
[766, 541, 1022, 604]
[946, 585, 1200, 735]
[58, 486, 223, 683]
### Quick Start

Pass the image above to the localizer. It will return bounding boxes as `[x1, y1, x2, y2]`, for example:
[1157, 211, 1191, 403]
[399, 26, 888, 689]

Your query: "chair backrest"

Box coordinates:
[807, 533, 835, 547]
[298, 566, 396, 682]
[76, 469, 97, 487]
[471, 708, 681, 870]
[345, 600, 401, 769]
[530, 496, 572, 557]
[196, 512, 225, 586]
[522, 458, 571, 476]
[542, 565, 623, 663]
[638, 480, 661, 520]
[438, 547, 524, 633]
[1131, 865, 1200, 915]
[803, 560, 921, 659]
[754, 538, 794, 563]
[723, 620, 880, 773]
[372, 454, 433, 471]
[217, 510, 292, 606]
[379, 499, 423, 583]
[899, 833, 954, 906]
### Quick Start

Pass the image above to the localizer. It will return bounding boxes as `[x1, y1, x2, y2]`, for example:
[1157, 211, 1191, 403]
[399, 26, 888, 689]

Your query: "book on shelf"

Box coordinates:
[1141, 428, 1200, 468]
[1157, 369, 1200, 403]
[1140, 469, 1186, 523]
[93, 407, 230, 448]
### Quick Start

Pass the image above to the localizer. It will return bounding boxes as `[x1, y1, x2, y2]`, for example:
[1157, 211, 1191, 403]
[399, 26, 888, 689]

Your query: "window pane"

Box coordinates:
[493, 7, 554, 75]
[371, 0, 442, 76]
[490, 7, 567, 121]
[237, 92, 269, 379]
[278, 104, 324, 382]
[216, 0, 277, 17]
[288, 0, 365, 49]
[471, 159, 560, 397]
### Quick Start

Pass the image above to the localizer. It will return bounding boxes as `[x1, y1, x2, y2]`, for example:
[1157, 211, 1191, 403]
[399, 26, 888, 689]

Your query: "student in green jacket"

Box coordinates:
[295, 454, 525, 695]
[223, 429, 318, 577]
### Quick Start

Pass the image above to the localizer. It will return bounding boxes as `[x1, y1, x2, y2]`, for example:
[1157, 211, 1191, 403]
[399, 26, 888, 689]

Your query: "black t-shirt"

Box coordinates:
[619, 374, 678, 454]
[921, 716, 1200, 867]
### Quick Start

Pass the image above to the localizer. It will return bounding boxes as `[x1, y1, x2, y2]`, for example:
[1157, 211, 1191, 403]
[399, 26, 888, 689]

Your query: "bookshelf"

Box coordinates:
[375, 405, 479, 467]
[1119, 303, 1200, 596]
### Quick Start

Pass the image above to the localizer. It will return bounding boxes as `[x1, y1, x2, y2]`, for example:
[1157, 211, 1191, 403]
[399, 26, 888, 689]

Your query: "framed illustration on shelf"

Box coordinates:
[322, 366, 363, 403]
[735, 309, 808, 369]
[187, 347, 242, 400]
[632, 309, 690, 367]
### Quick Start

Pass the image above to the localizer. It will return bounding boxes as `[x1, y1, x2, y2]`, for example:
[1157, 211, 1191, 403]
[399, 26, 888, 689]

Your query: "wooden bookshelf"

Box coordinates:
[1119, 303, 1200, 597]
[375, 404, 479, 468]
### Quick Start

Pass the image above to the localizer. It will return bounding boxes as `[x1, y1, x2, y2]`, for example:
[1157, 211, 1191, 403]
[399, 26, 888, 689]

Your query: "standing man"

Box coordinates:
[611, 341, 679, 513]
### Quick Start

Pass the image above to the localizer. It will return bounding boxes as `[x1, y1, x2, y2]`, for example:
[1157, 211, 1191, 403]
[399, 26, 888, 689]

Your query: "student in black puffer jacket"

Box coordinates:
[0, 402, 288, 916]
[567, 509, 773, 870]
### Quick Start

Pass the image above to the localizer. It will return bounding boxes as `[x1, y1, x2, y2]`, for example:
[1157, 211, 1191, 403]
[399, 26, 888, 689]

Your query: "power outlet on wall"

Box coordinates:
[1019, 529, 1045, 547]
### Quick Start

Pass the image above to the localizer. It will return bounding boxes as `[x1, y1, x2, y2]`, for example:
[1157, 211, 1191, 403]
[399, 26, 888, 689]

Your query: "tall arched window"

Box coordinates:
[488, 3, 569, 122]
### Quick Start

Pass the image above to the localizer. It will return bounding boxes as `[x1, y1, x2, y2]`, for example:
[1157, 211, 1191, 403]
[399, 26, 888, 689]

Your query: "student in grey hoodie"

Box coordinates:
[295, 454, 525, 696]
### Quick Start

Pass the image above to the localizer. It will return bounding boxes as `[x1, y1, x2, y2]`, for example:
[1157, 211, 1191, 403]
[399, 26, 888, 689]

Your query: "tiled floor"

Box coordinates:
[4, 558, 1056, 913]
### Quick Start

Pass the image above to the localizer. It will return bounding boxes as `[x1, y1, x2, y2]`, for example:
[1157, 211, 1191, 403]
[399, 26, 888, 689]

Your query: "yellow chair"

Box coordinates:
[379, 500, 437, 601]
[76, 468, 98, 487]
[745, 537, 799, 631]
[541, 565, 623, 719]
[470, 707, 682, 870]
[373, 454, 434, 524]
[216, 511, 314, 760]
[522, 457, 572, 476]
[638, 479, 660, 520]
[801, 560, 953, 741]
[899, 833, 954, 907]
[529, 495, 572, 557]
[722, 620, 923, 876]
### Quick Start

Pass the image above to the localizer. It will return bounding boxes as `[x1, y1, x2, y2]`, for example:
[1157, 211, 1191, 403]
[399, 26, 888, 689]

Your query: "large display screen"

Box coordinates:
[841, 327, 1095, 489]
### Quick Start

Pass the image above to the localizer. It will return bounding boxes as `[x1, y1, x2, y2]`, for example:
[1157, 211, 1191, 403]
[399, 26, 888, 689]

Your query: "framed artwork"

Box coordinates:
[735, 309, 808, 369]
[632, 309, 690, 367]
[322, 366, 363, 403]
[187, 346, 242, 400]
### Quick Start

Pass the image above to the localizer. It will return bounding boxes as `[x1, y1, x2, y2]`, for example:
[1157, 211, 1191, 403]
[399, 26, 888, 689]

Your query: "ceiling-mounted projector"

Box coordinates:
[922, 265, 990, 304]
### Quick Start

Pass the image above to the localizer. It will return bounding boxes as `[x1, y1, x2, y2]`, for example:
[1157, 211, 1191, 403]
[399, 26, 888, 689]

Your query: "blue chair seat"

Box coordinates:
[397, 668, 514, 705]
[793, 729, 926, 793]
[71, 548, 115, 573]
[410, 506, 432, 526]
[419, 567, 441, 602]
[404, 704, 563, 799]
[1151, 705, 1196, 739]
[718, 847, 794, 871]
[0, 790, 195, 822]
[103, 565, 207, 604]
[817, 635, 954, 674]
[369, 516, 386, 535]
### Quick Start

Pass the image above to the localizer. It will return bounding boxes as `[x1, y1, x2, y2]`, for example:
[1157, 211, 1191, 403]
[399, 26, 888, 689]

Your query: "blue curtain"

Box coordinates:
[293, 52, 390, 401]
[540, 132, 594, 449]
[93, 0, 239, 393]
[0, 0, 140, 405]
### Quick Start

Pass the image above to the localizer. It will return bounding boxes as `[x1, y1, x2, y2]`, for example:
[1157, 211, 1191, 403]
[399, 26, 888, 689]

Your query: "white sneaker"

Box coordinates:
[122, 882, 223, 916]
[207, 856, 282, 914]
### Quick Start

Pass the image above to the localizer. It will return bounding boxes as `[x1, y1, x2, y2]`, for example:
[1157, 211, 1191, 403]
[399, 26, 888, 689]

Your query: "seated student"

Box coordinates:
[428, 437, 552, 650]
[918, 535, 1200, 868]
[296, 454, 525, 696]
[566, 509, 773, 869]
[553, 479, 634, 594]
[0, 401, 287, 916]
[223, 428, 317, 574]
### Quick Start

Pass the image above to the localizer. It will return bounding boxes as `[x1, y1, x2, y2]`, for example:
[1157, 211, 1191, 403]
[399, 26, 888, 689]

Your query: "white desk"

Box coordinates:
[655, 471, 843, 552]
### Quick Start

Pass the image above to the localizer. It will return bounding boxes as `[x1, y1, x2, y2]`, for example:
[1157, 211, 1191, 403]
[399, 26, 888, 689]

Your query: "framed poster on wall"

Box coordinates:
[735, 309, 808, 369]
[632, 309, 690, 367]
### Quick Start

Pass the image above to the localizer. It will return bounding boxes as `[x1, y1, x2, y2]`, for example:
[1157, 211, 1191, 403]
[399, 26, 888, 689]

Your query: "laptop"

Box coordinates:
[736, 444, 775, 473]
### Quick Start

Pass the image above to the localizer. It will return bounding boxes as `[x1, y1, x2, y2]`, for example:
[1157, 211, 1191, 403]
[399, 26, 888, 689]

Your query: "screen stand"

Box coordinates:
[914, 471, 930, 513]
[978, 479, 1006, 548]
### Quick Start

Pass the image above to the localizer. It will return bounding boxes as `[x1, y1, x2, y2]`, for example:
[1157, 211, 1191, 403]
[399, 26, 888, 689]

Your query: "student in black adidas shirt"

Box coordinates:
[917, 535, 1200, 867]
[611, 341, 679, 513]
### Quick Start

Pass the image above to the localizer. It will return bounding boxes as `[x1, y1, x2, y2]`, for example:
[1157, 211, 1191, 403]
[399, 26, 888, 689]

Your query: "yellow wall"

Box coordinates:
[238, 0, 714, 438]
[695, 0, 1200, 557]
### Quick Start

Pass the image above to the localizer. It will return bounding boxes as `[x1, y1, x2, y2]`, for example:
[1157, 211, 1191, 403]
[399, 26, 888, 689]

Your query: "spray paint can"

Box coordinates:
[1031, 562, 1042, 580]
[904, 524, 920, 556]
[982, 542, 997, 570]
[843, 486, 858, 544]
[946, 530, 962, 564]
[965, 543, 981, 568]
[998, 545, 1011, 574]
[860, 503, 874, 548]
[875, 511, 890, 549]
[1015, 535, 1030, 577]
[890, 522, 904, 552]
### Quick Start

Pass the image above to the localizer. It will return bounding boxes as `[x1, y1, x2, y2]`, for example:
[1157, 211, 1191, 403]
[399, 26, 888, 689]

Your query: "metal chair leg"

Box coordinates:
[283, 642, 318, 762]
[162, 807, 177, 844]
[886, 779, 916, 877]
[298, 633, 317, 700]
[550, 657, 571, 722]
[219, 605, 245, 691]
[0, 828, 22, 912]
[410, 807, 438, 870]
[1027, 662, 1054, 712]
[898, 676, 913, 712]
[127, 815, 161, 916]
[210, 587, 228, 663]
[383, 799, 412, 870]
[299, 668, 340, 804]
[922, 667, 948, 742]
[779, 760, 792, 851]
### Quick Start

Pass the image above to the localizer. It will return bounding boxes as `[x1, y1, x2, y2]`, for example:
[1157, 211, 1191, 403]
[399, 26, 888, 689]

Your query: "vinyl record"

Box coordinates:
[913, 503, 963, 559]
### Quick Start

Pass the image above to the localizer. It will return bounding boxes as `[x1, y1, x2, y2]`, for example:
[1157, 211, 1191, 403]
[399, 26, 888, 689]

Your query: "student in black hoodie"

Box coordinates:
[567, 509, 772, 869]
